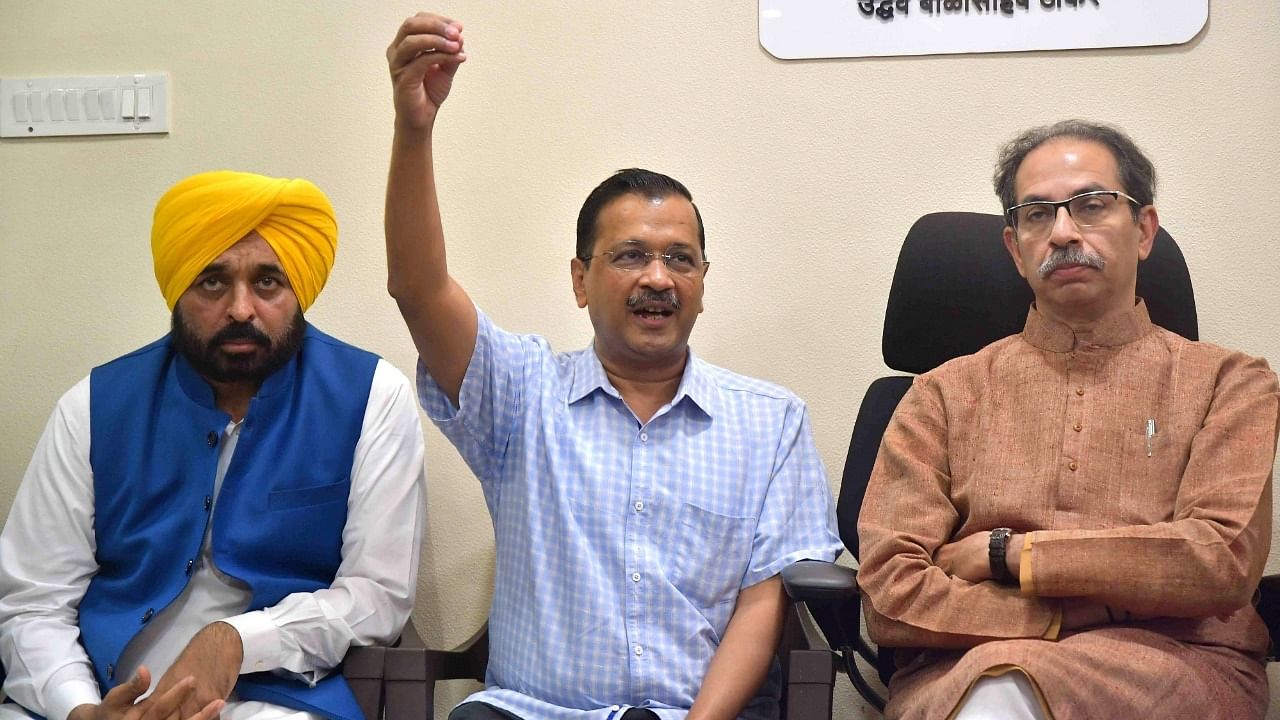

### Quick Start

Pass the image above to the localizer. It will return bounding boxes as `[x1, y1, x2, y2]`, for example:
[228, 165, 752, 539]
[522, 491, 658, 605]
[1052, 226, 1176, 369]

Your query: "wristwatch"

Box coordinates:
[989, 527, 1014, 584]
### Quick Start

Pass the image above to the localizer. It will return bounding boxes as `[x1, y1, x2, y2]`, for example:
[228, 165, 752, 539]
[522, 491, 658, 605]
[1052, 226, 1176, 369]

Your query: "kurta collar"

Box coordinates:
[1022, 298, 1153, 353]
[568, 343, 719, 420]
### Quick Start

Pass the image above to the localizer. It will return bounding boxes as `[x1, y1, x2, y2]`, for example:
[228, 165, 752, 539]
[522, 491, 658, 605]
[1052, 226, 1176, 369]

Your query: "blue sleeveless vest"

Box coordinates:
[81, 324, 378, 720]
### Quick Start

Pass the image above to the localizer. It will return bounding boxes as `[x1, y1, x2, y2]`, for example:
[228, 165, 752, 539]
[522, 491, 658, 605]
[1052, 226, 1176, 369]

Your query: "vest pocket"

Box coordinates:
[268, 478, 349, 510]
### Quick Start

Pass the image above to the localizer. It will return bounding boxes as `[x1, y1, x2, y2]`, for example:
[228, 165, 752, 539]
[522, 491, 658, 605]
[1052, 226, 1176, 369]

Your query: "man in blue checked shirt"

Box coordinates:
[384, 12, 843, 720]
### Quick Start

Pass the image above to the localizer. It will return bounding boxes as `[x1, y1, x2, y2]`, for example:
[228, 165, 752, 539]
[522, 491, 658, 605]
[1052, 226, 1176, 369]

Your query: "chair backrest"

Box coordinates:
[838, 211, 1198, 558]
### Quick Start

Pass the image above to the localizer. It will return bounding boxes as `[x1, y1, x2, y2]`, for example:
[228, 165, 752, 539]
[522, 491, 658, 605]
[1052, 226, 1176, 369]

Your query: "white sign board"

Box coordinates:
[759, 0, 1209, 59]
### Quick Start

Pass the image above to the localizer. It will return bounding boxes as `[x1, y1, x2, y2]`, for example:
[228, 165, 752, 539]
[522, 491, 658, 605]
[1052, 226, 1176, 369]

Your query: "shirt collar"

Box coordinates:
[1022, 298, 1153, 353]
[568, 343, 720, 419]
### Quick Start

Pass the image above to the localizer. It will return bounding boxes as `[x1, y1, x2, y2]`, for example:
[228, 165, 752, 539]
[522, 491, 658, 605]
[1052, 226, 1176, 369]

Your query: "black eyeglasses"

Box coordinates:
[581, 246, 709, 277]
[1005, 190, 1142, 241]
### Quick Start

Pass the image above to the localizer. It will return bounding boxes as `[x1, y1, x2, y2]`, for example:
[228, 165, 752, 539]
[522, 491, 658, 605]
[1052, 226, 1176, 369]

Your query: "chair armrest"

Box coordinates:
[343, 645, 386, 720]
[782, 560, 862, 651]
[384, 622, 489, 720]
[1257, 574, 1280, 661]
[782, 559, 858, 603]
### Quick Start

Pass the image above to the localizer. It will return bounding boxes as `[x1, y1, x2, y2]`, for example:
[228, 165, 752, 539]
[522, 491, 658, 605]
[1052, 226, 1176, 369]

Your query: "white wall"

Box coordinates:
[2, 2, 1278, 717]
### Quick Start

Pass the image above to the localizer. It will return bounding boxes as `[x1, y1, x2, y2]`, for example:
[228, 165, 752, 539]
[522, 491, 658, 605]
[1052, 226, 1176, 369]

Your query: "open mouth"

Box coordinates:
[634, 305, 674, 320]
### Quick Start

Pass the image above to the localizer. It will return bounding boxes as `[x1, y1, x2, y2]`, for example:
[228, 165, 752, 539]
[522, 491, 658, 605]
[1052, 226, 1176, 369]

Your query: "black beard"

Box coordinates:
[172, 308, 305, 385]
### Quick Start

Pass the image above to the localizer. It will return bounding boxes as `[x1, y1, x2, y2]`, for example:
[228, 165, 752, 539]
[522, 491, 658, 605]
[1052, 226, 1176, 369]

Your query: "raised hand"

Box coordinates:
[387, 12, 467, 129]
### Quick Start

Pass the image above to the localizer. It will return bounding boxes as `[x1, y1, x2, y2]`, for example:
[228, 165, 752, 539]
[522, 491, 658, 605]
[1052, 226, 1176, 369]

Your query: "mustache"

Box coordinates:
[626, 289, 681, 310]
[209, 321, 271, 349]
[1037, 246, 1106, 279]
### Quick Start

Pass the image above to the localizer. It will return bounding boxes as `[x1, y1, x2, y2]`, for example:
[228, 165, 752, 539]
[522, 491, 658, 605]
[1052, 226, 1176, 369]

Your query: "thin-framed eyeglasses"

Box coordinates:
[1005, 190, 1142, 241]
[581, 246, 710, 276]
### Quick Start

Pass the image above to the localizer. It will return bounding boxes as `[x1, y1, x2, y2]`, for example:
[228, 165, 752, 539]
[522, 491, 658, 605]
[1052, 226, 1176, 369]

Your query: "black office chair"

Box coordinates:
[374, 601, 840, 720]
[781, 211, 1280, 712]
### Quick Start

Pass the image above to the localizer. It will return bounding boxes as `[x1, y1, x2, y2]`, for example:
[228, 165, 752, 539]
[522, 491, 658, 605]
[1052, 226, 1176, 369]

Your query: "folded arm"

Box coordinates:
[1026, 356, 1278, 617]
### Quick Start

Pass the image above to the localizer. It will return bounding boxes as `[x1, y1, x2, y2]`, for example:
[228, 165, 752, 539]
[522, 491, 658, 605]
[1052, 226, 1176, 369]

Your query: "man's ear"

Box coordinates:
[571, 257, 588, 308]
[1135, 205, 1159, 261]
[1002, 225, 1028, 279]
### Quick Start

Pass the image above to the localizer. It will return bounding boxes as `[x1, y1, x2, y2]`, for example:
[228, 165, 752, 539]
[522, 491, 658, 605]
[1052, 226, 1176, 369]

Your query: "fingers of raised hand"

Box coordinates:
[388, 13, 464, 68]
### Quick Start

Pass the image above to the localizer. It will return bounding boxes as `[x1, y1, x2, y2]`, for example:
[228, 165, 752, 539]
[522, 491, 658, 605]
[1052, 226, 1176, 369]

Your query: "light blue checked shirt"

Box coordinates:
[418, 309, 842, 720]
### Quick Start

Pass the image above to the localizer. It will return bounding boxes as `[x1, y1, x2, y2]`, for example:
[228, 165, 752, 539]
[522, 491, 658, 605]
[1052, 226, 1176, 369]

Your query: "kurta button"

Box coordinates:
[1068, 461, 1079, 471]
[1075, 387, 1085, 396]
[206, 431, 218, 447]
[141, 608, 154, 623]
[1073, 423, 1082, 432]
[204, 495, 213, 511]
[186, 558, 195, 575]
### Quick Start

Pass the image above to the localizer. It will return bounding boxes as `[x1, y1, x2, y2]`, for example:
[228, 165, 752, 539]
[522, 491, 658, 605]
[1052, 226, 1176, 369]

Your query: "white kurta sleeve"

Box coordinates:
[221, 359, 426, 676]
[0, 378, 105, 720]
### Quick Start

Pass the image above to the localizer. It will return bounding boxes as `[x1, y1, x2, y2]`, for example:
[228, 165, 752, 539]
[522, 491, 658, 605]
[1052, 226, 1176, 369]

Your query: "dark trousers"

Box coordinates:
[450, 702, 661, 720]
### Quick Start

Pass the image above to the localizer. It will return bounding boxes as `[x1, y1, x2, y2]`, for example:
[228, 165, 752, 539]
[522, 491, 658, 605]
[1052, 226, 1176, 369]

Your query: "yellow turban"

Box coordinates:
[151, 170, 338, 311]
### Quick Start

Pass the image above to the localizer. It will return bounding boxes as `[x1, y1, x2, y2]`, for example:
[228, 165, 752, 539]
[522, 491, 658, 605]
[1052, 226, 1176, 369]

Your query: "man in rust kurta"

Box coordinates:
[858, 120, 1280, 720]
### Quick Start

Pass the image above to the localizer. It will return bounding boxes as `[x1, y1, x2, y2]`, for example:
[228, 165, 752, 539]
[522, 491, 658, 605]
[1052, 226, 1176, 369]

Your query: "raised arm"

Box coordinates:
[385, 11, 476, 405]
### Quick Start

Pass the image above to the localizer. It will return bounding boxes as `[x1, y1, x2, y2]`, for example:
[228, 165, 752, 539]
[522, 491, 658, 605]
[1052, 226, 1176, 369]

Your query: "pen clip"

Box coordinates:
[1145, 418, 1156, 458]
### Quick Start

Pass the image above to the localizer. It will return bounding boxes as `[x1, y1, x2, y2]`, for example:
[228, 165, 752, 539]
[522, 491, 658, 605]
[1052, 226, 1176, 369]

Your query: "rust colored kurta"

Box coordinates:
[858, 300, 1280, 719]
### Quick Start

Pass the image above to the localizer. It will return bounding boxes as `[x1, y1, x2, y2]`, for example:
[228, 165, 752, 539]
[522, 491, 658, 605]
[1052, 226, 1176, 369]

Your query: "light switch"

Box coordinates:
[99, 89, 116, 119]
[65, 90, 81, 120]
[135, 87, 152, 119]
[28, 92, 45, 121]
[12, 92, 28, 122]
[49, 90, 66, 120]
[1, 73, 170, 137]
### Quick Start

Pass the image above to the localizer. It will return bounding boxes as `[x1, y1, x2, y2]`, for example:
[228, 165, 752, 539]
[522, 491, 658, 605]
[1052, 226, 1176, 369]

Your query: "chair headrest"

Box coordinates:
[882, 212, 1198, 375]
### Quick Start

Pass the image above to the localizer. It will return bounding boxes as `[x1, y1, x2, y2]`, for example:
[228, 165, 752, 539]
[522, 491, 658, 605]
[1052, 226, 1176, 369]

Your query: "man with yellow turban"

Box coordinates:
[0, 171, 426, 720]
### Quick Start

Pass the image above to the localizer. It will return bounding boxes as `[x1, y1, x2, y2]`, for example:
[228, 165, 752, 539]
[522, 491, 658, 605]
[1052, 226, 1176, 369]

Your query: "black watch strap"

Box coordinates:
[989, 527, 1014, 584]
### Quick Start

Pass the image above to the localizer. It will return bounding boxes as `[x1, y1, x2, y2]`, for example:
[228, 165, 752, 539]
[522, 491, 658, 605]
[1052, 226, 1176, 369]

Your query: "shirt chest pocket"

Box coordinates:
[670, 502, 756, 610]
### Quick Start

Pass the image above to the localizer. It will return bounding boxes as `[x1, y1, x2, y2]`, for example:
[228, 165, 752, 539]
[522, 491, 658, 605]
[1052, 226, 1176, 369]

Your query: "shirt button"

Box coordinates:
[611, 706, 621, 713]
[639, 432, 648, 443]
[631, 572, 641, 582]
[1073, 423, 1082, 432]
[633, 501, 644, 512]
[1075, 387, 1085, 396]
[634, 645, 644, 656]
[141, 608, 154, 623]
[1068, 461, 1079, 471]
[206, 431, 218, 448]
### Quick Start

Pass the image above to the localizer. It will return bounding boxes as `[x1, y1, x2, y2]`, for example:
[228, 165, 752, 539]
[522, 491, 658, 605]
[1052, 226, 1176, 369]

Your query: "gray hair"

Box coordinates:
[993, 119, 1157, 219]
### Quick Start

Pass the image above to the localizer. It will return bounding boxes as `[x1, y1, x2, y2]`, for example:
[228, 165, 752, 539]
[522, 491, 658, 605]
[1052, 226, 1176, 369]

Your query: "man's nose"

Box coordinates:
[226, 284, 256, 322]
[1048, 206, 1083, 247]
[638, 255, 676, 290]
